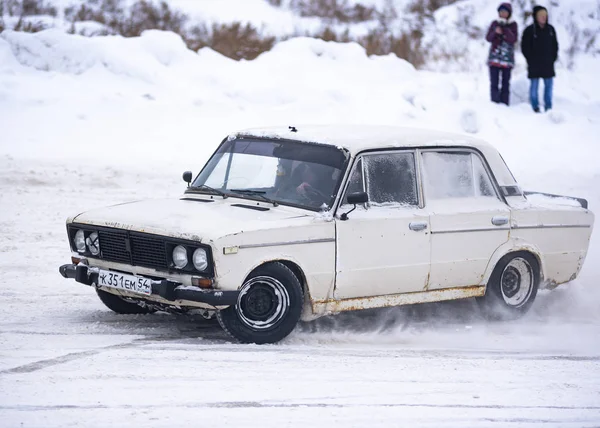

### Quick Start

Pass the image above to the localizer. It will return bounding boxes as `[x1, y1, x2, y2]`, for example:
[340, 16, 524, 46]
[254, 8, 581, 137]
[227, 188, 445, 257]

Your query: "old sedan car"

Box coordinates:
[59, 126, 594, 343]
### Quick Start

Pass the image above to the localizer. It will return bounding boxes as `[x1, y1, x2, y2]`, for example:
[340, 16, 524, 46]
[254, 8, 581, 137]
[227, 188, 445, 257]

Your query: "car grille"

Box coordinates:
[97, 229, 168, 270]
[131, 235, 168, 268]
[97, 229, 130, 263]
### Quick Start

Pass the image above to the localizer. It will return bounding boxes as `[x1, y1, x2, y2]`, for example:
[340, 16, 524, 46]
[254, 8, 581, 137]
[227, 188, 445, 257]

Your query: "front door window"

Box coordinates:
[343, 152, 419, 207]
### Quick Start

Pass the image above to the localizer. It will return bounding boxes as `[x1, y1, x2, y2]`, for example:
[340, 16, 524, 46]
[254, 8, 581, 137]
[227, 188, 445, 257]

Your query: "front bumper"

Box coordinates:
[59, 264, 239, 307]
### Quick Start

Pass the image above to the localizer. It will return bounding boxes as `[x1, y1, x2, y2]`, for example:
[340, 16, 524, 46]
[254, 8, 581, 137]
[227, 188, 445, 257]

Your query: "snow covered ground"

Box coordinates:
[1, 27, 600, 427]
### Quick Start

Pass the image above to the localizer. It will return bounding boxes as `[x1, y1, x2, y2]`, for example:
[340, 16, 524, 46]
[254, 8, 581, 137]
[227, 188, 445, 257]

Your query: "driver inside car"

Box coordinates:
[276, 162, 334, 207]
[296, 163, 319, 197]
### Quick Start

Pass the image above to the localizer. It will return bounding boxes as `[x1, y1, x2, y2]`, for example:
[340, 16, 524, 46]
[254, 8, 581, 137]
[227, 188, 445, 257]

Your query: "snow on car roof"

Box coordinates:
[231, 125, 493, 154]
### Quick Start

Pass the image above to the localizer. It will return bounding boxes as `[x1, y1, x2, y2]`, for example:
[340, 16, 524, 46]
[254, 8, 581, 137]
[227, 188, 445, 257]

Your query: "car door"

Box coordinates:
[334, 150, 431, 299]
[420, 149, 511, 290]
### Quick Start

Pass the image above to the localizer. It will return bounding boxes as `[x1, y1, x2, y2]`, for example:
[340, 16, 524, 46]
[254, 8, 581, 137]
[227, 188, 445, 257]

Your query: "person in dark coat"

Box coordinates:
[521, 5, 559, 112]
[486, 3, 518, 105]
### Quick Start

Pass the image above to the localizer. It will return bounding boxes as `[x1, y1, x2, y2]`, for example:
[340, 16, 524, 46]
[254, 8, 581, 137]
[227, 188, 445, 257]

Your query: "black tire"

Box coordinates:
[96, 288, 154, 315]
[216, 262, 303, 344]
[477, 251, 540, 321]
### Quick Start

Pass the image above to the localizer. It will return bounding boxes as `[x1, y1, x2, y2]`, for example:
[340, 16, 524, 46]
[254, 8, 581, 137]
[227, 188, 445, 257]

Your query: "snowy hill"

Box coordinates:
[2, 0, 599, 68]
[1, 26, 599, 172]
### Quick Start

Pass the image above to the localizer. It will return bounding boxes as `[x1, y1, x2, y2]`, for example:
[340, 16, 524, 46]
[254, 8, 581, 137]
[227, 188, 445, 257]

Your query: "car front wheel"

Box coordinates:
[477, 252, 540, 321]
[216, 262, 303, 344]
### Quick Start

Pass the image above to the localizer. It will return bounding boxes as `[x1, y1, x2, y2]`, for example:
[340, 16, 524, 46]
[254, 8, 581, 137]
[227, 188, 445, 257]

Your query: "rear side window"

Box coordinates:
[421, 151, 496, 200]
[344, 152, 419, 207]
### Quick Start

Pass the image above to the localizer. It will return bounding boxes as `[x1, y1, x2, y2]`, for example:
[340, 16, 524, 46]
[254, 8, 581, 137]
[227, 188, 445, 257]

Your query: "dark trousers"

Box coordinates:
[489, 66, 512, 105]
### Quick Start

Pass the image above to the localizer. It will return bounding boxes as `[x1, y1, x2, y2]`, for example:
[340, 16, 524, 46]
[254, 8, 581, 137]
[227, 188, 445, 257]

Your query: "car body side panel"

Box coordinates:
[509, 206, 594, 286]
[427, 198, 511, 290]
[478, 198, 594, 288]
[212, 220, 337, 303]
[334, 206, 431, 299]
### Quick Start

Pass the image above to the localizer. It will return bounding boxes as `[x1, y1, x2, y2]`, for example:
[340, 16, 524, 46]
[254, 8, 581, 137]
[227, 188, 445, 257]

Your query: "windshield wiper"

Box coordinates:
[188, 184, 228, 198]
[230, 189, 279, 207]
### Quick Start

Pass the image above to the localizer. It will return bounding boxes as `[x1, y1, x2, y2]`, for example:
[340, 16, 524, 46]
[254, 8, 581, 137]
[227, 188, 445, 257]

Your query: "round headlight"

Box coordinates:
[86, 232, 100, 256]
[74, 230, 86, 253]
[193, 248, 208, 271]
[172, 245, 188, 269]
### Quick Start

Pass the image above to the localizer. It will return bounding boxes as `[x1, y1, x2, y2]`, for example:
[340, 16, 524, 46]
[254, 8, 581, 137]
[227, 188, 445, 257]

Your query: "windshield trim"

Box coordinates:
[184, 188, 334, 213]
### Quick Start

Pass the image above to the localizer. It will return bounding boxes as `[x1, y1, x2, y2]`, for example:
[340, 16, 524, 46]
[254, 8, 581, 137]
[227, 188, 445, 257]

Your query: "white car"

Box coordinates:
[59, 126, 594, 343]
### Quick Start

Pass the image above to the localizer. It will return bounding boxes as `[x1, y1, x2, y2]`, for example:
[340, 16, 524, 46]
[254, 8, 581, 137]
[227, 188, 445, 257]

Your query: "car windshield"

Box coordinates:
[190, 137, 349, 211]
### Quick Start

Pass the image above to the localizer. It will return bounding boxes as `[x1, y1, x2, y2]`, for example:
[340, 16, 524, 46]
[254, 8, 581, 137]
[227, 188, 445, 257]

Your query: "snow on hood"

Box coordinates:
[71, 196, 316, 243]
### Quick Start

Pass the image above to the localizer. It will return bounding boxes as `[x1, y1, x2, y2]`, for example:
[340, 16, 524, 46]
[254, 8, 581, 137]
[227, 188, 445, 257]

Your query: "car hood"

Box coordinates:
[71, 195, 320, 243]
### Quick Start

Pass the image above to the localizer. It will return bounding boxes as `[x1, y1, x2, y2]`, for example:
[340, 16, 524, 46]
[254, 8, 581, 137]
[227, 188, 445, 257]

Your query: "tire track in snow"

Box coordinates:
[0, 334, 212, 375]
[1, 402, 599, 411]
[0, 341, 144, 375]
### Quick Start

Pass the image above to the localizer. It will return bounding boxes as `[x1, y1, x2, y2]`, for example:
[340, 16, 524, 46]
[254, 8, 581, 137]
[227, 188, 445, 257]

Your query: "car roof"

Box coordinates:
[231, 125, 494, 154]
[230, 124, 518, 188]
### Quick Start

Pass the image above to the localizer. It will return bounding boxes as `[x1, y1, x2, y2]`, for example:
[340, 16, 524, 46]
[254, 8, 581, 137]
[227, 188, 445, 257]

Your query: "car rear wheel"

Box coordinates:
[216, 262, 303, 344]
[96, 288, 154, 314]
[477, 252, 540, 321]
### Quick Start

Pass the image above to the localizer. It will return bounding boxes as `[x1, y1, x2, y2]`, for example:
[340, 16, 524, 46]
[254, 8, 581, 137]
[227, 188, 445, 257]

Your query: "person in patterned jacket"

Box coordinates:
[486, 3, 518, 105]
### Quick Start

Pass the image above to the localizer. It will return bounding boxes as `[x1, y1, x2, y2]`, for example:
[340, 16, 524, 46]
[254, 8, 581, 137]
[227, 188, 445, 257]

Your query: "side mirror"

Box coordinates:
[182, 171, 193, 187]
[341, 192, 368, 221]
[346, 192, 368, 205]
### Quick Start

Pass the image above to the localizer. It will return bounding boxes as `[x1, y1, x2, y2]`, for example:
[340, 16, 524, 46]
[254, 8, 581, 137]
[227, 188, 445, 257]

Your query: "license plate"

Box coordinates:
[98, 270, 152, 296]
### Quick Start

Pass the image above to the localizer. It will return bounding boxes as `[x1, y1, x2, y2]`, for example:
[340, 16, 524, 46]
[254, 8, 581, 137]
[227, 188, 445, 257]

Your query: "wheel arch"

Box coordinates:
[245, 258, 309, 297]
[482, 241, 545, 288]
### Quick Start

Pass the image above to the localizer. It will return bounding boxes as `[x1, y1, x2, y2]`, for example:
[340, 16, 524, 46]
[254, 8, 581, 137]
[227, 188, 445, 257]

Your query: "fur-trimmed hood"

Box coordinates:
[496, 17, 516, 25]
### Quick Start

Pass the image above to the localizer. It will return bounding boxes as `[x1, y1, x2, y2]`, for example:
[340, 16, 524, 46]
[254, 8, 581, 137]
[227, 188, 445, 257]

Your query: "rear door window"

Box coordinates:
[421, 151, 497, 200]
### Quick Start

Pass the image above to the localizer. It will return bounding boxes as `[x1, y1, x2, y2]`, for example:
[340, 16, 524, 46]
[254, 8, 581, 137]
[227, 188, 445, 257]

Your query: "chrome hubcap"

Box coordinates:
[500, 258, 534, 307]
[236, 276, 290, 330]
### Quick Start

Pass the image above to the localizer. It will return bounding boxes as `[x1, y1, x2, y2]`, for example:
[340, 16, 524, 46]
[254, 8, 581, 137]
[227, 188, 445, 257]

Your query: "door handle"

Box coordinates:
[409, 222, 428, 231]
[491, 216, 509, 226]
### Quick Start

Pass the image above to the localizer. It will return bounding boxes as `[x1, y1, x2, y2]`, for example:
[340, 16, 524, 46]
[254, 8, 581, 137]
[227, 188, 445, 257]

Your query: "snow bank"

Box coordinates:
[0, 28, 598, 181]
[6, 0, 599, 71]
[0, 37, 22, 74]
[0, 29, 196, 78]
